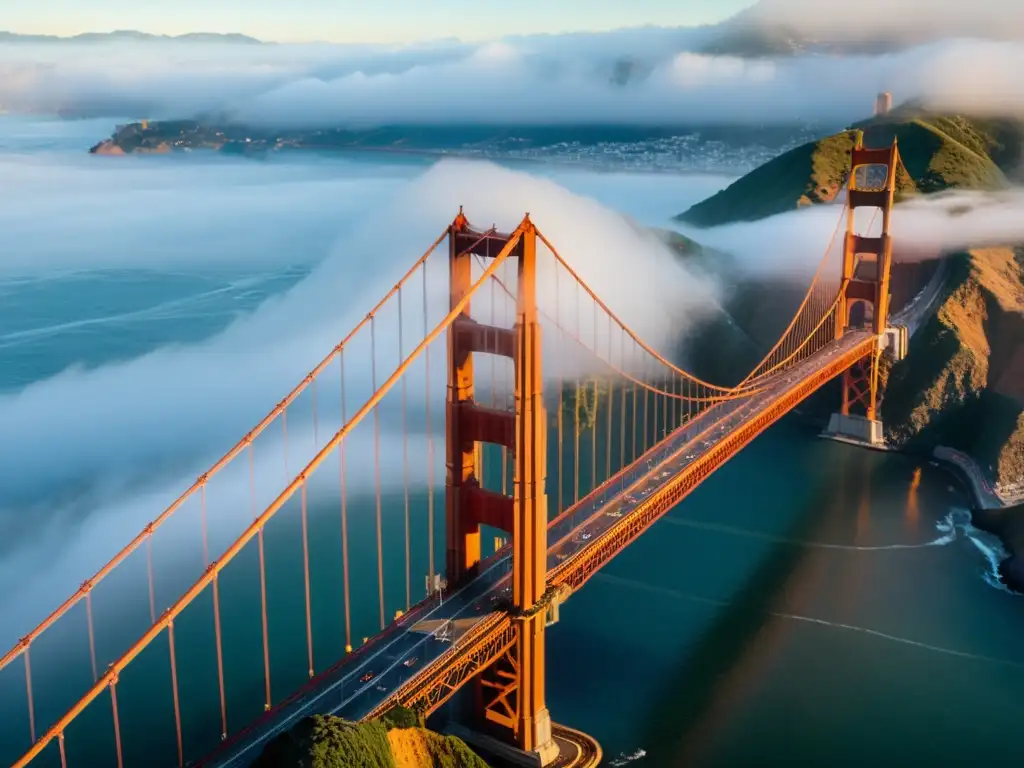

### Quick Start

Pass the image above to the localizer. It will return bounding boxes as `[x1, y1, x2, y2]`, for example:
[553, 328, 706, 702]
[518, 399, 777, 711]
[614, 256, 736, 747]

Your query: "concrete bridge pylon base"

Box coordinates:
[821, 413, 887, 450]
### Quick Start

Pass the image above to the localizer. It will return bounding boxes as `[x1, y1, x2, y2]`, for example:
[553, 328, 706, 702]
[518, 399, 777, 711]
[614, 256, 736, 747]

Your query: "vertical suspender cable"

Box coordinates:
[200, 484, 208, 568]
[650, 360, 657, 446]
[312, 379, 319, 449]
[399, 286, 411, 612]
[501, 260, 508, 496]
[591, 300, 598, 489]
[573, 379, 580, 505]
[423, 264, 435, 589]
[147, 532, 156, 625]
[212, 574, 228, 739]
[662, 367, 668, 440]
[251, 444, 272, 709]
[574, 278, 580, 505]
[24, 646, 35, 745]
[109, 681, 123, 768]
[85, 589, 98, 683]
[591, 377, 598, 491]
[642, 357, 649, 454]
[371, 317, 385, 631]
[555, 263, 563, 517]
[606, 313, 613, 481]
[282, 408, 289, 479]
[300, 482, 314, 677]
[168, 623, 183, 767]
[619, 329, 626, 473]
[58, 733, 67, 768]
[626, 346, 634, 466]
[339, 352, 352, 652]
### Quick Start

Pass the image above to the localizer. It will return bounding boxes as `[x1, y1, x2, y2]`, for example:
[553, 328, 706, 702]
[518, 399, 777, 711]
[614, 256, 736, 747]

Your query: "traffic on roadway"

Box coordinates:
[209, 331, 872, 767]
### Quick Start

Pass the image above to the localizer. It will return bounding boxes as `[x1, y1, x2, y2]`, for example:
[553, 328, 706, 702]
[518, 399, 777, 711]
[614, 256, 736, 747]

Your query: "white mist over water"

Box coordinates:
[679, 188, 1024, 276]
[0, 122, 731, 648]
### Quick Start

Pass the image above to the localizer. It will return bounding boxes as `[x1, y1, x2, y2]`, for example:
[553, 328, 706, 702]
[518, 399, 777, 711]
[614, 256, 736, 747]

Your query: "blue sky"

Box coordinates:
[4, 0, 754, 43]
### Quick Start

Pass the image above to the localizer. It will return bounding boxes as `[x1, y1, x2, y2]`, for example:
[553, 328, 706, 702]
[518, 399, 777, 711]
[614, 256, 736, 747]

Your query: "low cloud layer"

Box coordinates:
[682, 188, 1024, 275]
[0, 138, 724, 648]
[738, 0, 1024, 43]
[2, 31, 1024, 128]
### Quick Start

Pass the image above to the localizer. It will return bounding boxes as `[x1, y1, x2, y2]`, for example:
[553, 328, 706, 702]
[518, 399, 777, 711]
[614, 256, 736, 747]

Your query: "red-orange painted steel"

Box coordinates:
[371, 337, 875, 722]
[339, 351, 352, 654]
[110, 682, 124, 768]
[301, 483, 315, 677]
[169, 622, 184, 767]
[213, 575, 228, 739]
[11, 220, 523, 768]
[24, 647, 35, 745]
[15, 172, 888, 765]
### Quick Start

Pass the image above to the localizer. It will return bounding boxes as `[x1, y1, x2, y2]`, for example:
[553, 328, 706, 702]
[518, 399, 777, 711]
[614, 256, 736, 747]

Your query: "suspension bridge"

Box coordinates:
[1, 139, 906, 768]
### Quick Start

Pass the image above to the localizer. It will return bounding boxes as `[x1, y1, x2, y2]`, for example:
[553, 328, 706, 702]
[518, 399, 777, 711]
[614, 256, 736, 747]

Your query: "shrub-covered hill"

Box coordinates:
[881, 247, 1024, 489]
[675, 108, 1022, 227]
[253, 708, 489, 768]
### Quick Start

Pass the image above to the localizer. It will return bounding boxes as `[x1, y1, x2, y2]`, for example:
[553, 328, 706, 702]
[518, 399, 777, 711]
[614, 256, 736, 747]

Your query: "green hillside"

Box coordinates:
[676, 109, 1019, 228]
[253, 708, 488, 768]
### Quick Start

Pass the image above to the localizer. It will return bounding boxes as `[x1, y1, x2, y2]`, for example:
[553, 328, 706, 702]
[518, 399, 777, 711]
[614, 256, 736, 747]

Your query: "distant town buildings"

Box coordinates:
[874, 92, 892, 116]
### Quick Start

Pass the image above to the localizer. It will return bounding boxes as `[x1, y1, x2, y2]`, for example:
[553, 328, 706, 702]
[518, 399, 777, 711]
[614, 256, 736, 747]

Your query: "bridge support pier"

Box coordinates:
[823, 412, 885, 447]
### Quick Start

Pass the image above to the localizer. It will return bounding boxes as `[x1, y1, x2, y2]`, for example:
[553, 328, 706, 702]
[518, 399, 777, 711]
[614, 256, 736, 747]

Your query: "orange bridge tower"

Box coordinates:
[444, 210, 559, 763]
[827, 136, 906, 446]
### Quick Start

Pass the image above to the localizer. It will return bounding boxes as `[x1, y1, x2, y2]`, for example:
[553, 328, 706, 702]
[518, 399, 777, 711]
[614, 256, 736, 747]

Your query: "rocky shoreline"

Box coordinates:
[930, 446, 1024, 592]
[971, 502, 1024, 594]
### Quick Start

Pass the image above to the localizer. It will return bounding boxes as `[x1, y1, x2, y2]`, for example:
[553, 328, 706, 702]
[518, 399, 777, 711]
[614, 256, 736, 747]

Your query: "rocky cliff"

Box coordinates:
[882, 247, 1024, 491]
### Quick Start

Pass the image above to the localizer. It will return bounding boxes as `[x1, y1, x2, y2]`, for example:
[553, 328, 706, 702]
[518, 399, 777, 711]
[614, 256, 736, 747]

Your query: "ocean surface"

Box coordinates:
[1, 116, 1021, 767]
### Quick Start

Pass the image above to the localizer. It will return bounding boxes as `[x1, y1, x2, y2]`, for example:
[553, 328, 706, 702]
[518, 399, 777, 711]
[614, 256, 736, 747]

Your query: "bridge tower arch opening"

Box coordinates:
[444, 210, 558, 763]
[828, 137, 901, 445]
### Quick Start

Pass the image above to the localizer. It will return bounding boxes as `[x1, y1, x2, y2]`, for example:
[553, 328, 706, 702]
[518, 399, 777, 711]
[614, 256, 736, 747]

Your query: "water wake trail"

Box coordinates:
[0, 272, 285, 349]
[596, 572, 1024, 671]
[660, 516, 955, 551]
[662, 509, 1014, 592]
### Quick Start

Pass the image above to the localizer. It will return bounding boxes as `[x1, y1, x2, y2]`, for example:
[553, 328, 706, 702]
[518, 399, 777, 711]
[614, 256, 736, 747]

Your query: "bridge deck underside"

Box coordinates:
[205, 332, 874, 767]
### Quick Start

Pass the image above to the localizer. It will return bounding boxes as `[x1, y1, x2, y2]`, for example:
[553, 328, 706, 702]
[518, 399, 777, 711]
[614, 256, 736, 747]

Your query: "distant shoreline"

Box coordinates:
[88, 139, 749, 177]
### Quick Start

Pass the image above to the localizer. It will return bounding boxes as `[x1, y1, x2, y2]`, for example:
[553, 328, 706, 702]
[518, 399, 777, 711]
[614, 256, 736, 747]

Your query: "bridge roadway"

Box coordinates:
[206, 330, 874, 768]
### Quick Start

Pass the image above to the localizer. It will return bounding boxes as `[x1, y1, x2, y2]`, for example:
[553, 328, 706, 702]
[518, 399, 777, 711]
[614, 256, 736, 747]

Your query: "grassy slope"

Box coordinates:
[676, 130, 861, 227]
[882, 248, 1024, 487]
[676, 110, 1015, 227]
[253, 710, 488, 768]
